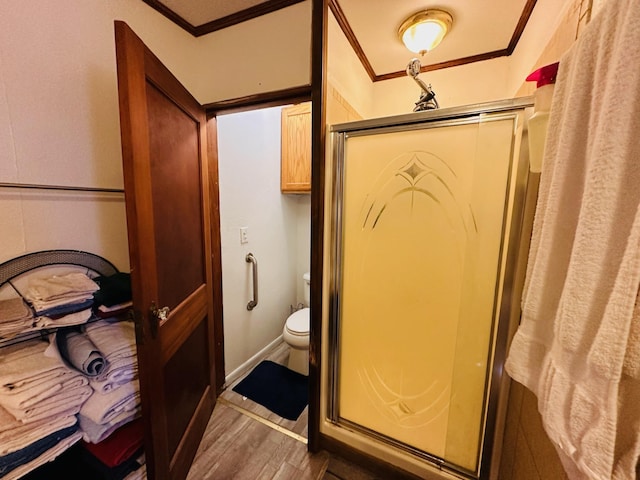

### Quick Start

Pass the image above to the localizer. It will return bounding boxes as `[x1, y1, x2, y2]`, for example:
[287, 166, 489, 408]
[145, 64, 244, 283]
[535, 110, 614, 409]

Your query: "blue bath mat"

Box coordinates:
[232, 360, 308, 420]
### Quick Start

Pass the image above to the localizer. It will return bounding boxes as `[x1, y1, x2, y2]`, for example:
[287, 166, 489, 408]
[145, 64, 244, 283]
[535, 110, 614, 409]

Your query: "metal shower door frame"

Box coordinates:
[327, 97, 535, 480]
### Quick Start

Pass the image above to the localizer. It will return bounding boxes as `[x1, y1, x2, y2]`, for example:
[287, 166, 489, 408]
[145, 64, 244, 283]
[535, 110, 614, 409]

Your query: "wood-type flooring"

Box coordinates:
[186, 341, 383, 480]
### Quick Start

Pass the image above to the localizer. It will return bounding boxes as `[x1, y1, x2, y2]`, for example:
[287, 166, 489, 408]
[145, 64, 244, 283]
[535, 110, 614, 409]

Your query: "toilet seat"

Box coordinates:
[285, 308, 309, 336]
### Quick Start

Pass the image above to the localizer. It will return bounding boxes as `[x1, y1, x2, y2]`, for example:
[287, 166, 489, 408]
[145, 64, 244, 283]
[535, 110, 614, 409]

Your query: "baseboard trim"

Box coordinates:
[224, 335, 284, 387]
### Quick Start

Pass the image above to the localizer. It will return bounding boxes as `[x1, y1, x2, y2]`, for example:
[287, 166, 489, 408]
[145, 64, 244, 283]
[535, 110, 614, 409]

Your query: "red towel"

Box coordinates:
[82, 418, 143, 467]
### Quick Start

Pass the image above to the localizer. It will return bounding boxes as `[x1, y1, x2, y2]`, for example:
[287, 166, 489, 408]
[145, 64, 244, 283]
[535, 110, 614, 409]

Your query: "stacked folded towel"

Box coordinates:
[86, 320, 138, 394]
[25, 272, 99, 314]
[0, 340, 93, 423]
[33, 308, 93, 330]
[80, 378, 140, 427]
[77, 320, 141, 444]
[0, 339, 91, 479]
[0, 405, 76, 457]
[23, 272, 99, 330]
[0, 298, 33, 338]
[78, 406, 142, 445]
[1, 425, 82, 480]
[49, 328, 107, 377]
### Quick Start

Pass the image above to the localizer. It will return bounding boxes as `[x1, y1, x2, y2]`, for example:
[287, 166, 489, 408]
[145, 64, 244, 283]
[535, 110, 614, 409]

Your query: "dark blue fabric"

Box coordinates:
[232, 360, 308, 420]
[93, 273, 132, 308]
[34, 298, 94, 318]
[0, 424, 78, 476]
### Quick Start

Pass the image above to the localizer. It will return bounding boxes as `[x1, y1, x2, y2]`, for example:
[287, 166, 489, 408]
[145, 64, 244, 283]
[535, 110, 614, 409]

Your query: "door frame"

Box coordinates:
[309, 0, 328, 453]
[204, 86, 312, 394]
[204, 0, 327, 452]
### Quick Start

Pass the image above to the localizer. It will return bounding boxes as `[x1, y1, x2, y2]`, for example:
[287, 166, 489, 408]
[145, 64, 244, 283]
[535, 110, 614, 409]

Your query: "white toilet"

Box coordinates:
[283, 272, 310, 376]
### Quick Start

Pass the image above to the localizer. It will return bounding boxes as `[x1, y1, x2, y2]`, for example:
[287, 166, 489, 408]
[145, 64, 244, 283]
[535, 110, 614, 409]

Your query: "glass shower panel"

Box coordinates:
[334, 114, 521, 475]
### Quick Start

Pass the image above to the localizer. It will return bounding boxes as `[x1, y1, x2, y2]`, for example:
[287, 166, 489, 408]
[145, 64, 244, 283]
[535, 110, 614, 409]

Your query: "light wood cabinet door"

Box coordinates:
[281, 102, 311, 193]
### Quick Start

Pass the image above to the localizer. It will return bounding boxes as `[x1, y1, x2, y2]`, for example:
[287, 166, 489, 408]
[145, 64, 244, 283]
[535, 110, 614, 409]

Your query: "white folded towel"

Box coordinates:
[80, 378, 140, 425]
[89, 359, 138, 394]
[34, 308, 92, 329]
[505, 0, 640, 478]
[4, 383, 93, 423]
[28, 295, 94, 314]
[79, 407, 141, 444]
[0, 298, 32, 324]
[0, 405, 77, 456]
[0, 374, 88, 411]
[0, 339, 93, 423]
[24, 272, 99, 303]
[85, 320, 136, 362]
[0, 341, 69, 394]
[0, 319, 34, 339]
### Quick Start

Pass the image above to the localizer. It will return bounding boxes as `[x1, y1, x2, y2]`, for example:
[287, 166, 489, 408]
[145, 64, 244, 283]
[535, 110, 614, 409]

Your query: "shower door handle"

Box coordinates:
[246, 253, 258, 310]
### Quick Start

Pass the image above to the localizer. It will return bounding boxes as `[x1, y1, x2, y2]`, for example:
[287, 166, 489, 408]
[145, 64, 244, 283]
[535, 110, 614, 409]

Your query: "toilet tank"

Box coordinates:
[303, 272, 311, 306]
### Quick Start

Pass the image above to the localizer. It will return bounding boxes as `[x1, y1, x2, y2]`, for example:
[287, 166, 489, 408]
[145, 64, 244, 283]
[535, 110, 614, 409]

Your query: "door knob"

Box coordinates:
[150, 303, 170, 338]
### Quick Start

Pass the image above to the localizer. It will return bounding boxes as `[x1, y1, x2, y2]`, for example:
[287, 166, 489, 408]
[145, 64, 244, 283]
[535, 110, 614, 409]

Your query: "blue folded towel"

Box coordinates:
[0, 424, 78, 476]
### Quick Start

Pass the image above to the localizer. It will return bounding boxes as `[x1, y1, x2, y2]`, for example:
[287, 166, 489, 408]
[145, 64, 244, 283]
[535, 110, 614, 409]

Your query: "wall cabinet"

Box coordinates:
[281, 102, 311, 193]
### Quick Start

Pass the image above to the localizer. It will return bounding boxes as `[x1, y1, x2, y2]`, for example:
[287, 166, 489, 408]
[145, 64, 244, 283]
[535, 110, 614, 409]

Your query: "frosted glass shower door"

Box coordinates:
[331, 111, 527, 477]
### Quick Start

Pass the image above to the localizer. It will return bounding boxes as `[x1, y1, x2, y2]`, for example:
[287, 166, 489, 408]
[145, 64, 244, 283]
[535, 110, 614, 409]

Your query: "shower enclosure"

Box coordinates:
[327, 98, 534, 479]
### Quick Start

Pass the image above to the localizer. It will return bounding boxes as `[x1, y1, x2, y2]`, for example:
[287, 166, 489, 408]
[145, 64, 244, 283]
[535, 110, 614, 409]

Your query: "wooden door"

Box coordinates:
[114, 21, 221, 480]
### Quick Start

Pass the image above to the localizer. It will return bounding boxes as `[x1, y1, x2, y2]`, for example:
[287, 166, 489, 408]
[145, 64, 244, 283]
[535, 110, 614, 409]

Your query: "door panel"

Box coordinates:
[163, 319, 210, 459]
[114, 21, 219, 480]
[146, 83, 205, 308]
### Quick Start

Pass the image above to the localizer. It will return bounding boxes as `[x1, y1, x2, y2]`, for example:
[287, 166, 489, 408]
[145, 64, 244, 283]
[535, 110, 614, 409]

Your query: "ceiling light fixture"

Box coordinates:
[398, 9, 453, 56]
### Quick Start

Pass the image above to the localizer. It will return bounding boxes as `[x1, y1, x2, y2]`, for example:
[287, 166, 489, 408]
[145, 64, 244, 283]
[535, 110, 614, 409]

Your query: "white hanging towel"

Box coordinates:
[505, 0, 640, 478]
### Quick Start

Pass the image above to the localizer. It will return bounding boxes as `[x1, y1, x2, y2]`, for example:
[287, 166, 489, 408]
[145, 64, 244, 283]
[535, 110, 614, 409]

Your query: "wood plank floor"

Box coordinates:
[186, 401, 327, 479]
[186, 340, 382, 480]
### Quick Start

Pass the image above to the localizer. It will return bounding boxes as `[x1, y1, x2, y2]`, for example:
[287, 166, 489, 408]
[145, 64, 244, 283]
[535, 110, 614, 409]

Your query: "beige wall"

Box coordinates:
[327, 11, 374, 120]
[371, 57, 510, 117]
[507, 0, 575, 97]
[513, 0, 591, 98]
[193, 1, 311, 104]
[0, 0, 311, 269]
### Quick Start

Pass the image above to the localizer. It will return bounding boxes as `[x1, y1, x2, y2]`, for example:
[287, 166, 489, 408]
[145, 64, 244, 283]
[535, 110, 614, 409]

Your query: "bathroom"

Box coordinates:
[216, 104, 312, 392]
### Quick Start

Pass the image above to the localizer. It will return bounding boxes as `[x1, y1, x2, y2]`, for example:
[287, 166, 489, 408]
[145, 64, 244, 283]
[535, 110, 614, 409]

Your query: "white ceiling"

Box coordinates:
[340, 0, 529, 75]
[152, 0, 536, 78]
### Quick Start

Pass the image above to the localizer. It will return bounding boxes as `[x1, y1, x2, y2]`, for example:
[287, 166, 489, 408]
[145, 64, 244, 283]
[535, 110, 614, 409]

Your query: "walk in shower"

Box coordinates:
[326, 98, 534, 479]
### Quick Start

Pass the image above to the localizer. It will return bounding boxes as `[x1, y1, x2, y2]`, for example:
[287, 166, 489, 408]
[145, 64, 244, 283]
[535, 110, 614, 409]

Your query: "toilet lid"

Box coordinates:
[286, 308, 309, 335]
